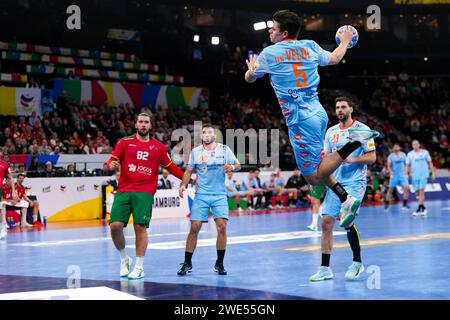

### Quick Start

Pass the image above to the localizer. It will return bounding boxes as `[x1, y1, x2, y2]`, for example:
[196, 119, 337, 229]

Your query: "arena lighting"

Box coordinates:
[211, 36, 220, 45]
[193, 35, 200, 42]
[424, 56, 429, 61]
[253, 21, 267, 30]
[266, 20, 273, 28]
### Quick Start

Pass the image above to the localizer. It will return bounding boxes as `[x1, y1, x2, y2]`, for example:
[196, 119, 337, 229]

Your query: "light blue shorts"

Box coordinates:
[321, 180, 366, 220]
[389, 176, 409, 188]
[411, 178, 427, 191]
[190, 194, 229, 222]
[288, 105, 328, 177]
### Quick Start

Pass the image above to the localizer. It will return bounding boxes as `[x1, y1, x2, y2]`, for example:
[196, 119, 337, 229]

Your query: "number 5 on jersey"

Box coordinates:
[292, 63, 308, 88]
[137, 151, 149, 160]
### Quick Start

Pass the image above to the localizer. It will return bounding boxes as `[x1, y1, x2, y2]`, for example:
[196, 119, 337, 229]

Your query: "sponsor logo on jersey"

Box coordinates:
[129, 144, 136, 147]
[128, 164, 137, 172]
[137, 165, 152, 176]
[294, 134, 302, 141]
[303, 161, 311, 168]
[149, 145, 155, 150]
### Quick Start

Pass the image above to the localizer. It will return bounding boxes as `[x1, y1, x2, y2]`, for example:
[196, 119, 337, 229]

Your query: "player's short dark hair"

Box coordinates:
[136, 113, 151, 121]
[273, 10, 301, 39]
[202, 123, 214, 130]
[18, 173, 26, 178]
[335, 96, 356, 109]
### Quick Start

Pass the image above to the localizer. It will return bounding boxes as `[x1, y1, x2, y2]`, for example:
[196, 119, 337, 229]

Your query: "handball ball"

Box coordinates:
[335, 25, 359, 49]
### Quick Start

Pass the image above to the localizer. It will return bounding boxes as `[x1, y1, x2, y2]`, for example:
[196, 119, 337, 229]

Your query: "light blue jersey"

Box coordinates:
[253, 39, 331, 125]
[388, 152, 408, 188]
[225, 177, 236, 193]
[275, 176, 285, 188]
[406, 150, 431, 180]
[322, 120, 375, 219]
[188, 143, 238, 196]
[240, 176, 258, 191]
[324, 121, 376, 184]
[388, 152, 407, 178]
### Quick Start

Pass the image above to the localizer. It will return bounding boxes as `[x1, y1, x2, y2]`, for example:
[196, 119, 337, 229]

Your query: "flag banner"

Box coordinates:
[0, 87, 41, 116]
[53, 79, 205, 109]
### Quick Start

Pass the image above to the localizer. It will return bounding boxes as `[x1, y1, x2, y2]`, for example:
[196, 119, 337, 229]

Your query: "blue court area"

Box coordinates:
[1, 200, 449, 300]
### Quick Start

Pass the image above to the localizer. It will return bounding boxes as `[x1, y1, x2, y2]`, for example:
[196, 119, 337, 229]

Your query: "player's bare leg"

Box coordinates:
[186, 220, 203, 253]
[321, 216, 335, 255]
[413, 189, 427, 216]
[402, 185, 410, 210]
[110, 221, 132, 277]
[20, 208, 32, 227]
[178, 221, 203, 275]
[127, 223, 148, 279]
[235, 193, 242, 211]
[0, 205, 7, 239]
[305, 152, 345, 186]
[310, 216, 335, 281]
[215, 218, 228, 275]
[308, 196, 321, 231]
[110, 222, 126, 250]
[385, 187, 393, 210]
[32, 201, 40, 222]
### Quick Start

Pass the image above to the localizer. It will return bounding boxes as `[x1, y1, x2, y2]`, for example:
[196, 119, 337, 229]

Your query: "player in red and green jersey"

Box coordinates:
[106, 113, 184, 279]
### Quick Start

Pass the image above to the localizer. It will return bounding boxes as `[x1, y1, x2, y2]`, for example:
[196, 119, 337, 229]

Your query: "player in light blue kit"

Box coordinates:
[309, 97, 376, 282]
[385, 144, 410, 211]
[406, 140, 435, 216]
[178, 123, 241, 276]
[245, 10, 379, 227]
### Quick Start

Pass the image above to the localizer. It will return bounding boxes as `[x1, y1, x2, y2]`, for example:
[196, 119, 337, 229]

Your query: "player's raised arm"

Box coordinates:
[245, 51, 269, 83]
[328, 27, 354, 65]
[245, 54, 258, 83]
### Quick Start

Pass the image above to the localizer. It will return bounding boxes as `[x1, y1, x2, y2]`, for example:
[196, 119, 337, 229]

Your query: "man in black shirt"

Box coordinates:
[285, 168, 309, 207]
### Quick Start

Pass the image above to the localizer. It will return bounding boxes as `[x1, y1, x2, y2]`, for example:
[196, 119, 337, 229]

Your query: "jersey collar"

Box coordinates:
[339, 119, 356, 130]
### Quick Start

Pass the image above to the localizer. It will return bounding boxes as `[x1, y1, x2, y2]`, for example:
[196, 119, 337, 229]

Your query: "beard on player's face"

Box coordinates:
[202, 135, 215, 145]
[137, 127, 151, 137]
[337, 113, 349, 123]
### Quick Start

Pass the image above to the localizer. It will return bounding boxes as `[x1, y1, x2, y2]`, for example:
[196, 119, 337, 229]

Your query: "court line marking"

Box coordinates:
[9, 231, 201, 247]
[10, 231, 348, 249]
[126, 231, 347, 250]
[284, 233, 450, 252]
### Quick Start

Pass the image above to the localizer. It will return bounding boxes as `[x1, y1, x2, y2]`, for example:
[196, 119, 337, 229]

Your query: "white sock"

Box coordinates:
[33, 215, 38, 222]
[135, 256, 144, 269]
[119, 249, 128, 260]
[21, 209, 28, 224]
[312, 213, 319, 227]
[1, 209, 6, 225]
